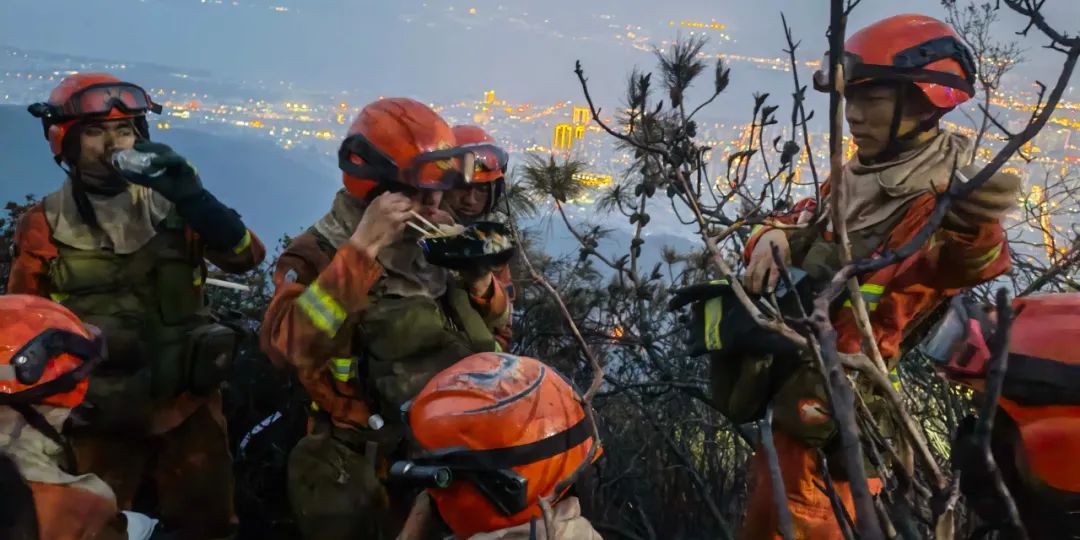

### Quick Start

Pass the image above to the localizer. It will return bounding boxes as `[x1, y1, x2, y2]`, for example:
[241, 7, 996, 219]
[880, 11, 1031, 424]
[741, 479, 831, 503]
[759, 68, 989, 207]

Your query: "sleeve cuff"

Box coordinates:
[295, 243, 383, 338]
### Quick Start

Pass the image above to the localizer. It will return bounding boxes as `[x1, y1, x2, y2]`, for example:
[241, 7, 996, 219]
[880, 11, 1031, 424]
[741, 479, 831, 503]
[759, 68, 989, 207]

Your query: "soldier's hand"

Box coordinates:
[743, 229, 789, 294]
[123, 140, 205, 202]
[941, 164, 1022, 229]
[350, 192, 413, 259]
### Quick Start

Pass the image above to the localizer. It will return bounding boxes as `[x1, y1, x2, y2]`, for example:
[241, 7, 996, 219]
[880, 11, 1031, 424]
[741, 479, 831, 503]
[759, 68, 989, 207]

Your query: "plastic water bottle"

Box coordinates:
[367, 414, 385, 430]
[112, 149, 165, 177]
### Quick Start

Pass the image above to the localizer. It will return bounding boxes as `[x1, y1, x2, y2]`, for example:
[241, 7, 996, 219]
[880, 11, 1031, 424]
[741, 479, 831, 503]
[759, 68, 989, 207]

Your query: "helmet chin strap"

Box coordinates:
[867, 84, 943, 164]
[56, 122, 134, 229]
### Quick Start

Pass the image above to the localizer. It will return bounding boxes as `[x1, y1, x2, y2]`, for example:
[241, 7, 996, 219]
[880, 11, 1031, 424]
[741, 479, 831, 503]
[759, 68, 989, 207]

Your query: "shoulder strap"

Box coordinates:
[9, 404, 77, 474]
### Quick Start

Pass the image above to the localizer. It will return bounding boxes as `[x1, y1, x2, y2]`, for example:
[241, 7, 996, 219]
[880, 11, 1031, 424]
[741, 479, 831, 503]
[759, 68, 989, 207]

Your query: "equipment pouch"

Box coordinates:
[186, 323, 238, 395]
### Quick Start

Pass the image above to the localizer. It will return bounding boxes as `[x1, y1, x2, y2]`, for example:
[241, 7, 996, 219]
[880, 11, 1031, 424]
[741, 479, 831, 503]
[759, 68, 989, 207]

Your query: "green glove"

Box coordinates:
[124, 140, 205, 203]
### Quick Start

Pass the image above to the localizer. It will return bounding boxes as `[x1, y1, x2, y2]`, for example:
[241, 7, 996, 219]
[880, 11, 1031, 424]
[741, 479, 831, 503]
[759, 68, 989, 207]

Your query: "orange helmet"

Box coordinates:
[391, 353, 599, 538]
[813, 14, 976, 110]
[451, 125, 509, 215]
[27, 73, 161, 162]
[0, 295, 103, 409]
[338, 97, 470, 199]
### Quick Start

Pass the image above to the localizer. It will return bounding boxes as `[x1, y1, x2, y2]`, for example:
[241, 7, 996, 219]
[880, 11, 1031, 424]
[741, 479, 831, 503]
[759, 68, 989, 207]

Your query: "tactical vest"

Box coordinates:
[310, 230, 498, 421]
[790, 205, 911, 289]
[45, 201, 210, 432]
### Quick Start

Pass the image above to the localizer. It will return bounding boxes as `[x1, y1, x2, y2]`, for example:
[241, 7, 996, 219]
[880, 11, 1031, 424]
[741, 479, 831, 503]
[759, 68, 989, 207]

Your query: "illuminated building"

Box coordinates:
[484, 90, 496, 104]
[1026, 184, 1058, 262]
[574, 124, 585, 140]
[553, 123, 574, 150]
[668, 20, 726, 31]
[573, 172, 613, 187]
[572, 106, 590, 125]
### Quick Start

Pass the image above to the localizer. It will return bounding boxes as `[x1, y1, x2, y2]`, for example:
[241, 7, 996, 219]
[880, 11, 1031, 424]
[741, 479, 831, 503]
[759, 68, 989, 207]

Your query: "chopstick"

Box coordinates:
[406, 222, 432, 236]
[409, 211, 441, 234]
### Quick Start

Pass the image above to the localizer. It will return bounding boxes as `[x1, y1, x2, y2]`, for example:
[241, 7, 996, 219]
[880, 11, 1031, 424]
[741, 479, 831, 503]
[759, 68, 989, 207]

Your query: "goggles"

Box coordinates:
[812, 36, 976, 96]
[0, 327, 104, 404]
[390, 400, 594, 516]
[338, 134, 481, 193]
[28, 82, 162, 123]
[456, 143, 509, 185]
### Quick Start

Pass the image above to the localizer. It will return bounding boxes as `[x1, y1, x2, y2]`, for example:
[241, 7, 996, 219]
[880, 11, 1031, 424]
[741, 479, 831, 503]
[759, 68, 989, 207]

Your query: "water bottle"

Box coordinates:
[112, 149, 165, 178]
[367, 413, 385, 430]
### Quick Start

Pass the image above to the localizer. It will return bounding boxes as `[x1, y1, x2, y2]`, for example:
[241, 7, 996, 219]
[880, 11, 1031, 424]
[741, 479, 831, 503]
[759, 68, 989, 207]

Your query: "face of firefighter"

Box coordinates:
[77, 120, 136, 189]
[413, 188, 453, 224]
[844, 83, 937, 161]
[445, 184, 489, 218]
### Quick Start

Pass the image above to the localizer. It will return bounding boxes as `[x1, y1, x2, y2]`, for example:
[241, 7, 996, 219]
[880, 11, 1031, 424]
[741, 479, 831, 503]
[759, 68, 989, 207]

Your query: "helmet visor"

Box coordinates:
[407, 146, 471, 191]
[457, 143, 509, 184]
[813, 51, 862, 92]
[58, 82, 162, 119]
[814, 35, 975, 96]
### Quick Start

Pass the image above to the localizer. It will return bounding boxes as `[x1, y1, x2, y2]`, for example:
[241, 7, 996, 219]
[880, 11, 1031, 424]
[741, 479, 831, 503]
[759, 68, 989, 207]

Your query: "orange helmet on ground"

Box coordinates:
[451, 125, 509, 215]
[391, 353, 599, 538]
[27, 73, 162, 162]
[0, 295, 103, 409]
[926, 293, 1080, 535]
[338, 97, 471, 199]
[813, 14, 976, 110]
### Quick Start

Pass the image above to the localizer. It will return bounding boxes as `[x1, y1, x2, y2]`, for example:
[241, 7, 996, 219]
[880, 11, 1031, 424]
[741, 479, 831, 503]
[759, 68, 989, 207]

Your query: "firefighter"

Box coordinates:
[10, 72, 265, 539]
[444, 124, 515, 350]
[922, 292, 1080, 538]
[673, 14, 1021, 539]
[443, 125, 509, 222]
[260, 97, 512, 540]
[0, 294, 160, 540]
[391, 352, 602, 540]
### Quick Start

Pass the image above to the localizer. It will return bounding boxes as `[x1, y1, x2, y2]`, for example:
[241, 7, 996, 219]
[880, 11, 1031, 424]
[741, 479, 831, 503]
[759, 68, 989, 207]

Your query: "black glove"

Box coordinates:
[128, 140, 247, 251]
[669, 269, 813, 357]
[125, 140, 205, 203]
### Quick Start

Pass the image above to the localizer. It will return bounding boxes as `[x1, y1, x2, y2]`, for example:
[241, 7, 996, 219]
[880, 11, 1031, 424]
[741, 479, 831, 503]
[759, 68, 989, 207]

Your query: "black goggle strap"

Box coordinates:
[416, 416, 593, 471]
[816, 36, 976, 96]
[892, 36, 976, 85]
[337, 134, 421, 195]
[847, 63, 975, 97]
[408, 145, 475, 184]
[397, 406, 594, 515]
[3, 328, 101, 386]
[0, 329, 101, 475]
[484, 177, 507, 215]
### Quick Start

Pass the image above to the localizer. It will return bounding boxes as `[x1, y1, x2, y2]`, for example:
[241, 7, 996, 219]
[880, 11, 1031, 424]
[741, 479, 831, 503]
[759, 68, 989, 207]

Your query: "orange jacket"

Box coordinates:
[259, 232, 511, 429]
[744, 185, 1010, 361]
[7, 203, 266, 297]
